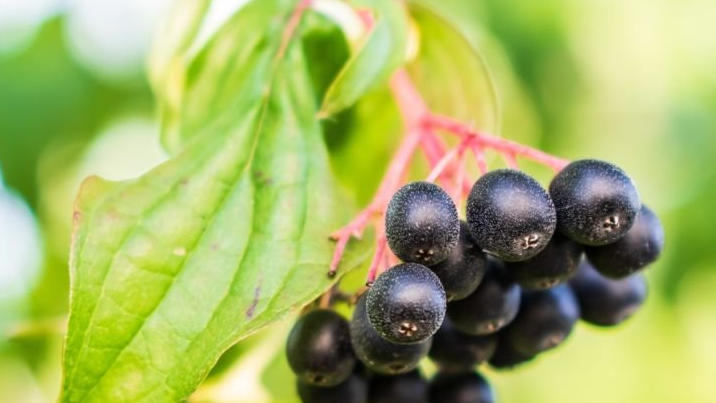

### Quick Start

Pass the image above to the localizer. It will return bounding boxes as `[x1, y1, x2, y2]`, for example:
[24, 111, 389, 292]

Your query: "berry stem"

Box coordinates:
[328, 67, 570, 279]
[424, 114, 570, 172]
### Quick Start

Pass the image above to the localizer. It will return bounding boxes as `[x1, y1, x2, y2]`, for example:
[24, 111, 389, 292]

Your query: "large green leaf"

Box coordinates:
[60, 1, 370, 402]
[319, 0, 409, 116]
[407, 3, 500, 132]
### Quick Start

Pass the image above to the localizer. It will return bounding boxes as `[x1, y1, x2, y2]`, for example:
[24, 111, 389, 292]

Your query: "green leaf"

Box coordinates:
[60, 1, 370, 402]
[318, 0, 409, 116]
[406, 3, 500, 131]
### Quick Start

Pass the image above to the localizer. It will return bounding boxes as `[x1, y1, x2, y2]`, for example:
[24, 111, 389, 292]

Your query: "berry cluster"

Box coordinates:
[287, 159, 664, 402]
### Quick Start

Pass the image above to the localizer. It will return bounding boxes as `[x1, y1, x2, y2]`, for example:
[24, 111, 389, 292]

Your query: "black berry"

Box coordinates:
[386, 181, 460, 265]
[466, 169, 557, 262]
[429, 372, 495, 403]
[297, 373, 367, 403]
[569, 260, 648, 326]
[431, 221, 488, 301]
[503, 285, 580, 356]
[286, 309, 356, 387]
[351, 296, 431, 375]
[549, 159, 641, 246]
[505, 232, 583, 290]
[585, 205, 664, 278]
[367, 263, 446, 344]
[429, 317, 497, 372]
[368, 371, 429, 403]
[447, 258, 521, 335]
[488, 335, 536, 370]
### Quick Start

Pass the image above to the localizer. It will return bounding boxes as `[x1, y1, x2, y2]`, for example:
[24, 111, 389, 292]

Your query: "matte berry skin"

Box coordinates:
[488, 335, 536, 370]
[386, 181, 460, 266]
[286, 309, 356, 387]
[506, 232, 583, 290]
[447, 259, 521, 336]
[466, 169, 557, 262]
[549, 159, 641, 246]
[429, 317, 497, 372]
[585, 205, 664, 278]
[504, 285, 580, 356]
[429, 372, 495, 403]
[367, 263, 447, 344]
[431, 221, 488, 301]
[368, 371, 429, 403]
[297, 373, 367, 403]
[351, 297, 431, 375]
[569, 260, 648, 326]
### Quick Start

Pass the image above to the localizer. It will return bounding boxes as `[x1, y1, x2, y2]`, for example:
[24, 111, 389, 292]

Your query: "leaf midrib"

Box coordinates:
[66, 2, 311, 400]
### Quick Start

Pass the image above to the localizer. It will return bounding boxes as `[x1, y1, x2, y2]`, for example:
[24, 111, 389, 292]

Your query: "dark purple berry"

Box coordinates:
[569, 260, 648, 326]
[429, 372, 495, 403]
[297, 373, 367, 403]
[503, 285, 580, 356]
[549, 159, 641, 246]
[368, 371, 428, 403]
[505, 232, 583, 290]
[286, 309, 355, 387]
[447, 259, 521, 335]
[431, 221, 487, 301]
[386, 181, 460, 265]
[429, 317, 497, 372]
[466, 169, 557, 262]
[488, 335, 536, 370]
[367, 263, 446, 344]
[351, 296, 431, 375]
[585, 205, 664, 278]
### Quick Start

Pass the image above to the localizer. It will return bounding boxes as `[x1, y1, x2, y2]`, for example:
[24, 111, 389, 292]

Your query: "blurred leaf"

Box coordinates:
[406, 3, 500, 131]
[149, 0, 212, 93]
[60, 1, 371, 402]
[319, 0, 409, 116]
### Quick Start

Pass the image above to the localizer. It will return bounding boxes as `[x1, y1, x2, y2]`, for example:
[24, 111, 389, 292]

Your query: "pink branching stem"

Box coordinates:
[366, 233, 387, 286]
[329, 68, 570, 282]
[328, 73, 425, 276]
[424, 114, 570, 172]
[453, 145, 468, 203]
[420, 132, 473, 194]
[471, 141, 489, 175]
[426, 138, 471, 184]
[278, 0, 313, 58]
[504, 152, 520, 170]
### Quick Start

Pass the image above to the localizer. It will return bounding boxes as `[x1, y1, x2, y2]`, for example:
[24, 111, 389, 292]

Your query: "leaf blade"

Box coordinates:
[61, 1, 370, 402]
[319, 0, 409, 116]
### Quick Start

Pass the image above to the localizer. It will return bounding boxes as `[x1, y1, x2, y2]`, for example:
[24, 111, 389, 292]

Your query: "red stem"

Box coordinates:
[424, 114, 570, 172]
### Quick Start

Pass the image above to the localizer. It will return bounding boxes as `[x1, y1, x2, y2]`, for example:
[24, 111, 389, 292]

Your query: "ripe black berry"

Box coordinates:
[505, 232, 583, 290]
[286, 309, 356, 387]
[549, 159, 641, 246]
[447, 259, 521, 335]
[431, 221, 487, 301]
[488, 335, 536, 370]
[503, 285, 580, 356]
[385, 181, 460, 265]
[351, 296, 431, 375]
[368, 371, 429, 403]
[429, 372, 495, 403]
[297, 373, 367, 403]
[585, 205, 664, 278]
[366, 263, 446, 344]
[466, 169, 557, 262]
[429, 317, 497, 372]
[569, 260, 648, 326]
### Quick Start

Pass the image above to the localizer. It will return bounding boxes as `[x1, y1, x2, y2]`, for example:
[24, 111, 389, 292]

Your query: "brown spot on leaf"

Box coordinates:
[245, 285, 262, 318]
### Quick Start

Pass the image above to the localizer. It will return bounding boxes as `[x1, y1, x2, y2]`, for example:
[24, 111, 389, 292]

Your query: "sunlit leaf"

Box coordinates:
[60, 1, 371, 402]
[407, 3, 500, 132]
[319, 0, 409, 116]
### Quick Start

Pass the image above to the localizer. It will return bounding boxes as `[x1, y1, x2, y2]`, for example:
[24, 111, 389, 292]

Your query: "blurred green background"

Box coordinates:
[1, 0, 715, 402]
